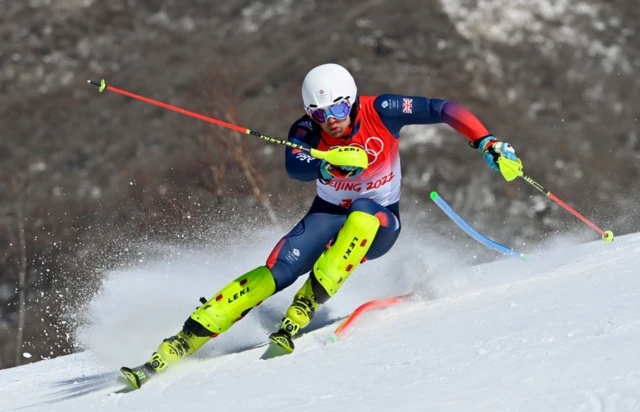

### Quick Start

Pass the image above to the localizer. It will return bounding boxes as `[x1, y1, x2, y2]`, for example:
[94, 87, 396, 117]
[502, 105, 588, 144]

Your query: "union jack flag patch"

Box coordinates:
[402, 98, 413, 114]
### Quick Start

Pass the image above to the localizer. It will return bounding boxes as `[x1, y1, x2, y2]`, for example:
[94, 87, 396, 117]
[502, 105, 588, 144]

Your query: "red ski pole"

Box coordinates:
[87, 79, 367, 168]
[498, 157, 614, 242]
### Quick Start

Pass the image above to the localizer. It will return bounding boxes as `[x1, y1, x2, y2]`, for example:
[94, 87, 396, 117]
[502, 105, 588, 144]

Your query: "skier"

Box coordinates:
[121, 63, 519, 388]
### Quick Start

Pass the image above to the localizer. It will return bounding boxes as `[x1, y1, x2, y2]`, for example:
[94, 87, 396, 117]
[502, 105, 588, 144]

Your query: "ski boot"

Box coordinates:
[119, 330, 208, 389]
[263, 275, 320, 358]
[269, 293, 318, 353]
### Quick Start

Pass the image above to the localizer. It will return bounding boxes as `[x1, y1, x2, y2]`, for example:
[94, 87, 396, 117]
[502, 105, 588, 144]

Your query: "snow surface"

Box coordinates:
[1, 230, 640, 411]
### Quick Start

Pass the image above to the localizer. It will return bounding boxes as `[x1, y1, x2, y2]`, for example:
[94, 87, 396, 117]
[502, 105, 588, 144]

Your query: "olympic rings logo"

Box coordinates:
[330, 137, 384, 165]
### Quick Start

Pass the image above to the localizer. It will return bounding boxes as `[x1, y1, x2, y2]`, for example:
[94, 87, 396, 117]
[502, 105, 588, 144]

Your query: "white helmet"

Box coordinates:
[302, 63, 357, 111]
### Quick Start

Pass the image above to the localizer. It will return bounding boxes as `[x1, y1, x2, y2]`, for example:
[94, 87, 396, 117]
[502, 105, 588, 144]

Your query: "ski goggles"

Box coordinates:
[306, 99, 352, 123]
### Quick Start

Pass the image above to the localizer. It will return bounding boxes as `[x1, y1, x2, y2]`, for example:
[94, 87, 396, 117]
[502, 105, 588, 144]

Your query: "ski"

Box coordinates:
[116, 363, 156, 392]
[259, 342, 292, 360]
[260, 331, 295, 360]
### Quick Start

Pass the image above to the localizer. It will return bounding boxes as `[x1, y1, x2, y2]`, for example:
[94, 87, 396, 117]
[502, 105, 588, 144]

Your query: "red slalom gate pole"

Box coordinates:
[330, 292, 415, 342]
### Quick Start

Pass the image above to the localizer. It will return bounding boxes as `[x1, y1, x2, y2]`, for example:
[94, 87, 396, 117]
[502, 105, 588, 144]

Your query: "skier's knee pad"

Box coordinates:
[188, 266, 276, 336]
[313, 211, 380, 297]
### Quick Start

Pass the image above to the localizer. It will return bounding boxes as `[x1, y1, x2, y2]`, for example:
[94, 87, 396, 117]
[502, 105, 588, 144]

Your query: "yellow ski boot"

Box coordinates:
[268, 277, 319, 354]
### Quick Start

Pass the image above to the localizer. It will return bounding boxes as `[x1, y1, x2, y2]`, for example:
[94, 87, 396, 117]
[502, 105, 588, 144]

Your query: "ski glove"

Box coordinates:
[473, 135, 517, 172]
[319, 159, 365, 182]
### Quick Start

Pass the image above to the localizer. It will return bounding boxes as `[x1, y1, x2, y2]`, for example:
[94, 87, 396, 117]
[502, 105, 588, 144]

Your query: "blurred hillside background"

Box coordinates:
[0, 0, 638, 369]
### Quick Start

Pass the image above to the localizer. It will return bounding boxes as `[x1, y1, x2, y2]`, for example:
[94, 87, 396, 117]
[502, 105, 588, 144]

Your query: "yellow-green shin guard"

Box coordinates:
[190, 266, 276, 335]
[152, 266, 276, 369]
[314, 211, 380, 296]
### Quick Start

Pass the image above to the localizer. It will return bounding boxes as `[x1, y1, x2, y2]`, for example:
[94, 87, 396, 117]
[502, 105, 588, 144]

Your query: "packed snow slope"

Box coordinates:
[1, 231, 639, 412]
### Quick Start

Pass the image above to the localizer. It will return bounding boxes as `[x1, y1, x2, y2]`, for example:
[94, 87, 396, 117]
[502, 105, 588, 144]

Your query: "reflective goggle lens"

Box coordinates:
[308, 100, 351, 123]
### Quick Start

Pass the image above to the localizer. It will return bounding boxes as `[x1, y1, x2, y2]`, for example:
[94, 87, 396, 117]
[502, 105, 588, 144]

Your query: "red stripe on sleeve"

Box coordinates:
[442, 102, 489, 141]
